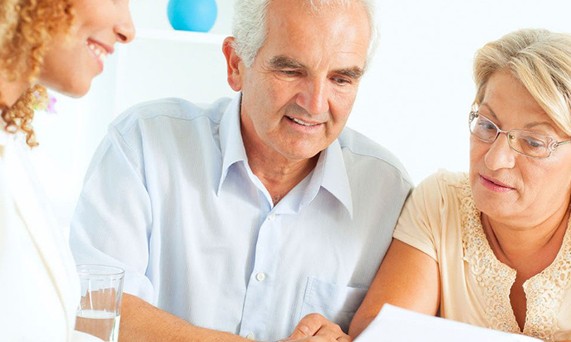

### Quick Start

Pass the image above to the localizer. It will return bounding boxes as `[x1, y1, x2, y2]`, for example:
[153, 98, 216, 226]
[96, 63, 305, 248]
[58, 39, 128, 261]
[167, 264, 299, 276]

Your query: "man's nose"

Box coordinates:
[296, 78, 329, 115]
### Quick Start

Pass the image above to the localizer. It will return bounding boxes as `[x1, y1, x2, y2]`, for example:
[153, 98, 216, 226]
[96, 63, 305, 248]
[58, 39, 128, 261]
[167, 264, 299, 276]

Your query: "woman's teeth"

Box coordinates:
[87, 42, 107, 63]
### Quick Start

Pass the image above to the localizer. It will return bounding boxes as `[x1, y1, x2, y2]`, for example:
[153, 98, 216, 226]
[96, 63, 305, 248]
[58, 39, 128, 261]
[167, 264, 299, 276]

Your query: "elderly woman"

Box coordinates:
[0, 0, 134, 340]
[349, 28, 571, 341]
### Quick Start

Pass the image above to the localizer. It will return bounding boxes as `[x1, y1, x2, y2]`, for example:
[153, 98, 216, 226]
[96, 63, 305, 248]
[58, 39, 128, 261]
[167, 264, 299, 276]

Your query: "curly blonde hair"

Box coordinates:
[0, 0, 73, 146]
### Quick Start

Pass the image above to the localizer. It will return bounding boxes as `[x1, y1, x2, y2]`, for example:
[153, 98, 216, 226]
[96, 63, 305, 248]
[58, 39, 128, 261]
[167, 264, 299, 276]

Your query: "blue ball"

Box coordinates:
[167, 0, 218, 33]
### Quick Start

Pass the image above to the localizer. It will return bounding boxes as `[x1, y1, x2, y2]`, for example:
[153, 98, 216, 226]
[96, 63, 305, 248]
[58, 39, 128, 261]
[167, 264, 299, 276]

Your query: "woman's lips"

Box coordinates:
[479, 174, 515, 192]
[86, 39, 113, 70]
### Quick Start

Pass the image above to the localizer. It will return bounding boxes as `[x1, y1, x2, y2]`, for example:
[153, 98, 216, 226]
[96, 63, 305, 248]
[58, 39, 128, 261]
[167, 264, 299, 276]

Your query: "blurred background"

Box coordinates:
[31, 0, 571, 227]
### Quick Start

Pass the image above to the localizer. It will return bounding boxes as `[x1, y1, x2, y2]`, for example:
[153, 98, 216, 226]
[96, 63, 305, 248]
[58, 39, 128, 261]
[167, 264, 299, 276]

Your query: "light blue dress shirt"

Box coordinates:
[70, 94, 412, 341]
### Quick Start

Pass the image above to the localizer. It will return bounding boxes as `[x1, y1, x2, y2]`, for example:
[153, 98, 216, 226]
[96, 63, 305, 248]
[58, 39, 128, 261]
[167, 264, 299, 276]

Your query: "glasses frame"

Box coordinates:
[468, 110, 571, 159]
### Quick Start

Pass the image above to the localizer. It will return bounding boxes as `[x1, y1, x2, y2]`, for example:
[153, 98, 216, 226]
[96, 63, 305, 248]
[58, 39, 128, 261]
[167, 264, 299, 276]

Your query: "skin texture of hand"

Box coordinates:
[120, 294, 350, 341]
[283, 313, 352, 342]
[119, 293, 251, 342]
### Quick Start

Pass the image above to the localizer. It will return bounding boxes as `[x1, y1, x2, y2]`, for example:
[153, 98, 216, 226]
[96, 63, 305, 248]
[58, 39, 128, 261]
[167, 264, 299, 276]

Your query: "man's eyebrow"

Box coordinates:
[269, 56, 304, 69]
[268, 55, 364, 79]
[335, 67, 364, 80]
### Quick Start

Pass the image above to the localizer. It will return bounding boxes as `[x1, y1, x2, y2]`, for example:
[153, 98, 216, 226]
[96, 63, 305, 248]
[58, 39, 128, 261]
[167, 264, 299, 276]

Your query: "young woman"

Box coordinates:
[0, 0, 134, 339]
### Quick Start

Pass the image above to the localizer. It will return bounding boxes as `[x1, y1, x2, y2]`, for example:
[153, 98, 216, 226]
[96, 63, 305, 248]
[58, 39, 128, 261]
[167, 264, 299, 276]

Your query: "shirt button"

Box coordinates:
[246, 332, 255, 340]
[267, 214, 276, 221]
[256, 272, 266, 282]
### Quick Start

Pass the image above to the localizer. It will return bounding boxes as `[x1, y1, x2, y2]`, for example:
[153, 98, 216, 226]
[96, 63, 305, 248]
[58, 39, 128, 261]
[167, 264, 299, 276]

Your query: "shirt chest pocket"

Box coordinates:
[299, 277, 368, 333]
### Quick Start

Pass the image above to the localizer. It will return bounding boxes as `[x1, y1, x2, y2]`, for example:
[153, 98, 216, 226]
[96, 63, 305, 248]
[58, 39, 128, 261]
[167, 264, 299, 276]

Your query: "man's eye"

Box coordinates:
[278, 69, 300, 76]
[331, 76, 351, 85]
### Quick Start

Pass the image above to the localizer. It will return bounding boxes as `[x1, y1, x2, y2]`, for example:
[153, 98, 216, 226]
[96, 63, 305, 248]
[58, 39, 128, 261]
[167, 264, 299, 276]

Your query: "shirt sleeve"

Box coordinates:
[70, 122, 155, 302]
[393, 171, 456, 261]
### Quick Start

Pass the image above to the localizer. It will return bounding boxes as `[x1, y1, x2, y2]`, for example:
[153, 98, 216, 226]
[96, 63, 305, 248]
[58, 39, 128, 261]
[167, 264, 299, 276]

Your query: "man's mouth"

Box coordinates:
[287, 116, 320, 127]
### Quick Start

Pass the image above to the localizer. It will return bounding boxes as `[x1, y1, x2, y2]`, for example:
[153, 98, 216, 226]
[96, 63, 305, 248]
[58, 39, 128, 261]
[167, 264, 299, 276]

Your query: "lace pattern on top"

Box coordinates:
[459, 177, 571, 341]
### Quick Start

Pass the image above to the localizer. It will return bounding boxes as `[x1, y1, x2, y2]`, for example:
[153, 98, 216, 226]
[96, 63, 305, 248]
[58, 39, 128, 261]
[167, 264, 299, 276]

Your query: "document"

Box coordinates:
[354, 304, 541, 342]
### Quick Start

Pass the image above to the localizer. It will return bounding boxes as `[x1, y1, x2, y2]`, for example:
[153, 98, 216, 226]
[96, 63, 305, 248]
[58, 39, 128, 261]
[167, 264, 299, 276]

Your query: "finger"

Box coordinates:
[312, 325, 348, 341]
[288, 314, 328, 340]
[287, 321, 319, 340]
[309, 319, 350, 342]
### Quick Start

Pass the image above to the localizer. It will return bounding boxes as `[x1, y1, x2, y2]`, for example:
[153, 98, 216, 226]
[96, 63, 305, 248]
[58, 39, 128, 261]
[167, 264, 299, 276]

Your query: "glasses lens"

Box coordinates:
[469, 113, 498, 142]
[509, 131, 550, 158]
[469, 112, 551, 158]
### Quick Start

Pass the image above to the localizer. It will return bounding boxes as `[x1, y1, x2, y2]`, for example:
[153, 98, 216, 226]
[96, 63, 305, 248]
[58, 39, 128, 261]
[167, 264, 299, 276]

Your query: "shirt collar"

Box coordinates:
[311, 139, 354, 217]
[217, 93, 247, 194]
[216, 93, 353, 216]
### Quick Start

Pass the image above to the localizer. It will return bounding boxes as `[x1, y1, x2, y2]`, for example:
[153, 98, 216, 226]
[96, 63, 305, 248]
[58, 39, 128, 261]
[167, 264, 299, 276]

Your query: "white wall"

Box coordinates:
[32, 0, 571, 225]
[350, 0, 571, 182]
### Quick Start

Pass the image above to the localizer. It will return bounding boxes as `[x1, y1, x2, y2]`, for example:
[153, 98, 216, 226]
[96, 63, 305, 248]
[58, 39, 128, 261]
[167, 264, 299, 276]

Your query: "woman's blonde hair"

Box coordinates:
[473, 29, 571, 136]
[0, 0, 73, 146]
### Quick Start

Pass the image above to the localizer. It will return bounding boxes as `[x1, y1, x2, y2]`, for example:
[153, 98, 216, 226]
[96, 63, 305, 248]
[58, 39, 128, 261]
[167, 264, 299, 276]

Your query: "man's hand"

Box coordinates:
[284, 313, 351, 341]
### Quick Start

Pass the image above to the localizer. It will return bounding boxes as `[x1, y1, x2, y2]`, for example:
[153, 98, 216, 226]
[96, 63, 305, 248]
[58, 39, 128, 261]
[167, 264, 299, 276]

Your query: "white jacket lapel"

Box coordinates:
[3, 141, 75, 331]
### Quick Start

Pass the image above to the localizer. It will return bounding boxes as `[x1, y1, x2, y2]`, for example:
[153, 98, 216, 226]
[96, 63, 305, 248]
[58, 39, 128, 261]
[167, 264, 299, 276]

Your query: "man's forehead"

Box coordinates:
[253, 0, 370, 69]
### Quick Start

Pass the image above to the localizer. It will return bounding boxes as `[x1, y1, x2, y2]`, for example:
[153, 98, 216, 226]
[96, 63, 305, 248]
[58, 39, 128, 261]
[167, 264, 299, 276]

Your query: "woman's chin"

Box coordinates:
[39, 69, 96, 98]
[48, 81, 92, 98]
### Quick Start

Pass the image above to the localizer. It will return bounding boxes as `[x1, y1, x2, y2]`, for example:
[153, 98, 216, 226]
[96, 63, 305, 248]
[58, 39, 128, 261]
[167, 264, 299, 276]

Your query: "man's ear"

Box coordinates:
[222, 37, 243, 92]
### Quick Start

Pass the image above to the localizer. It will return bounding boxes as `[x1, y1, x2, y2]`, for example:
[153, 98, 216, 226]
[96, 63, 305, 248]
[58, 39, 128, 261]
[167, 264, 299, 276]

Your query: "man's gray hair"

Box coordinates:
[231, 0, 378, 69]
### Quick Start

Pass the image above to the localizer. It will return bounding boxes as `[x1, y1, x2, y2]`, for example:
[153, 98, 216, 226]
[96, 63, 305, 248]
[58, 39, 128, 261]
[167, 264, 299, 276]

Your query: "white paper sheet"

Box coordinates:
[354, 304, 541, 342]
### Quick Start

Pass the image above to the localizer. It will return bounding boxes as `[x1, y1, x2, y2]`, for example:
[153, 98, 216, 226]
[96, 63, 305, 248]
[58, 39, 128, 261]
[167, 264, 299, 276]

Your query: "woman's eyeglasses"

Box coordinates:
[469, 111, 571, 159]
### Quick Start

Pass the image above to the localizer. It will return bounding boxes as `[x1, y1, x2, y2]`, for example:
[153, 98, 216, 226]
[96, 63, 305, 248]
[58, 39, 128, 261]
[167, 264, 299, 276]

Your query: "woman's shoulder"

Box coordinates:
[416, 169, 468, 196]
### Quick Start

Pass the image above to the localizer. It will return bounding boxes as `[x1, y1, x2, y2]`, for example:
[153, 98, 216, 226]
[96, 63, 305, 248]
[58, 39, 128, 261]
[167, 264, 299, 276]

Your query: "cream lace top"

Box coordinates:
[393, 170, 571, 341]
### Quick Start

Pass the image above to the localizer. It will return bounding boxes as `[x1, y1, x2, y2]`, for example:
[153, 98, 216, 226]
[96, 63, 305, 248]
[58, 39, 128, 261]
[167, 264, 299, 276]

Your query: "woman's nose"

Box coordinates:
[115, 4, 136, 44]
[484, 133, 516, 171]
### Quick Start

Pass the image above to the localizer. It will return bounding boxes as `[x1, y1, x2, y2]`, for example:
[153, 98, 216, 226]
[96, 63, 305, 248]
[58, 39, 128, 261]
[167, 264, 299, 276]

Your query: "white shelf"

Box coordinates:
[136, 28, 228, 45]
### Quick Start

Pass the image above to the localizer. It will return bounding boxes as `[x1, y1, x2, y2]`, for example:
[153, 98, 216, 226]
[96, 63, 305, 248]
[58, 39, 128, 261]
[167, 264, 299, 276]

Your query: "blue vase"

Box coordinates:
[167, 0, 217, 32]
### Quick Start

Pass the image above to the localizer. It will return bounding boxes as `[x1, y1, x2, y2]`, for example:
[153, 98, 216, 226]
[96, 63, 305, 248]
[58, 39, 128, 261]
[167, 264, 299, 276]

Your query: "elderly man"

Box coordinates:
[70, 0, 412, 340]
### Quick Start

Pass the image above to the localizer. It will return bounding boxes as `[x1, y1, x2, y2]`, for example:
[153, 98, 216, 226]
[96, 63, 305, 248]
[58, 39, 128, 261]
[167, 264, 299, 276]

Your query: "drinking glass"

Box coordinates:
[75, 264, 125, 342]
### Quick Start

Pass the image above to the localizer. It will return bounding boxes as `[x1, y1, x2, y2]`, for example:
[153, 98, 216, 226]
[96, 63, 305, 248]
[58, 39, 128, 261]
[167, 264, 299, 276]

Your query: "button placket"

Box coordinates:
[239, 211, 281, 339]
[255, 272, 266, 282]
